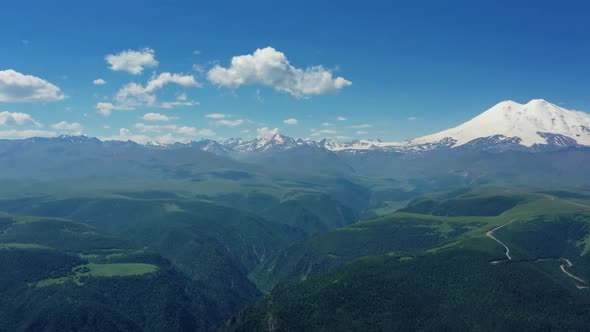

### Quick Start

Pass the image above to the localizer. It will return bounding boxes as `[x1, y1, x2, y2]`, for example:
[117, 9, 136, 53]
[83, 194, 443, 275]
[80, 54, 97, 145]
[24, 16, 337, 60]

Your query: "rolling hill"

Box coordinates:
[225, 188, 590, 331]
[0, 213, 229, 331]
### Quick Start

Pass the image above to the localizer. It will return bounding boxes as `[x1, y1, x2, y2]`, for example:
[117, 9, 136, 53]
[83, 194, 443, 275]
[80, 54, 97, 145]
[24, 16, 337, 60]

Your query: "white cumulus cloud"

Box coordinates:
[143, 72, 201, 91]
[105, 48, 158, 74]
[337, 116, 347, 121]
[349, 124, 372, 129]
[101, 72, 200, 114]
[135, 123, 181, 134]
[160, 100, 199, 109]
[208, 47, 351, 98]
[93, 78, 106, 85]
[310, 128, 337, 137]
[51, 121, 83, 135]
[205, 113, 227, 119]
[0, 69, 64, 103]
[141, 112, 172, 121]
[197, 128, 216, 137]
[95, 102, 132, 117]
[105, 128, 151, 144]
[115, 73, 200, 108]
[0, 111, 41, 127]
[176, 93, 187, 101]
[283, 118, 298, 125]
[256, 127, 279, 139]
[96, 102, 115, 117]
[105, 124, 215, 144]
[215, 119, 243, 127]
[133, 122, 213, 138]
[0, 129, 56, 139]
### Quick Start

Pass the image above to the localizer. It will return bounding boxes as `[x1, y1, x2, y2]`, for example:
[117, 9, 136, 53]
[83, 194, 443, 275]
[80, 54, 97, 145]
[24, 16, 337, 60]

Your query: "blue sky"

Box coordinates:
[1, 0, 589, 143]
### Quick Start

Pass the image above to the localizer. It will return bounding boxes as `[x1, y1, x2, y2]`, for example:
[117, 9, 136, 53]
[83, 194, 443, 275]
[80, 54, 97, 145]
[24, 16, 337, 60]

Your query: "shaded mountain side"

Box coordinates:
[240, 145, 355, 176]
[2, 134, 590, 191]
[0, 215, 232, 331]
[224, 250, 590, 332]
[0, 136, 253, 181]
[339, 146, 590, 186]
[0, 197, 306, 317]
[250, 213, 481, 291]
[227, 189, 590, 331]
[494, 214, 590, 279]
[399, 195, 525, 216]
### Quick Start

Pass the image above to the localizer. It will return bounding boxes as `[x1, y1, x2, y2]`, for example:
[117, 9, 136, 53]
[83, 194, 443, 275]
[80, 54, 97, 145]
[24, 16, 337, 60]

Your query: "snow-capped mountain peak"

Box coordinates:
[256, 133, 295, 149]
[217, 133, 300, 154]
[404, 99, 590, 148]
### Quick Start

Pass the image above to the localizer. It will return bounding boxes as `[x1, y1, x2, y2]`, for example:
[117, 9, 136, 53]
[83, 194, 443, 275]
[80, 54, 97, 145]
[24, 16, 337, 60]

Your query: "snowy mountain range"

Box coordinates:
[3, 99, 590, 183]
[183, 99, 590, 156]
[6, 99, 589, 157]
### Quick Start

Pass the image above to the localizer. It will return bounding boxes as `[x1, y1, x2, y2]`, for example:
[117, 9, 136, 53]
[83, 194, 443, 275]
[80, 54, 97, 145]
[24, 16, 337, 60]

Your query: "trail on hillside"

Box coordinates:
[486, 218, 518, 262]
[565, 201, 590, 210]
[486, 216, 588, 289]
[537, 193, 590, 210]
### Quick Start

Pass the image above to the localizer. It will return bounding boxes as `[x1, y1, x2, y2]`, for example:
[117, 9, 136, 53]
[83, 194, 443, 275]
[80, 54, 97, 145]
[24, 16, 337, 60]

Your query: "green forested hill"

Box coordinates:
[4, 185, 590, 331]
[0, 197, 303, 318]
[251, 212, 482, 291]
[0, 214, 229, 331]
[225, 249, 590, 332]
[226, 189, 590, 331]
[0, 175, 378, 331]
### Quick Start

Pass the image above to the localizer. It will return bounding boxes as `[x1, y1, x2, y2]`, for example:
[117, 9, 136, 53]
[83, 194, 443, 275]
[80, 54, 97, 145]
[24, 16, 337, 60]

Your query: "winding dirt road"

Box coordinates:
[560, 259, 587, 286]
[486, 217, 588, 289]
[538, 193, 590, 211]
[486, 218, 519, 263]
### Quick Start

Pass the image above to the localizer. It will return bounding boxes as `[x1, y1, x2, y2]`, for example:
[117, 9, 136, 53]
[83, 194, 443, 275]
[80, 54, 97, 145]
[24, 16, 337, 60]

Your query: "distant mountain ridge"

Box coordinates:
[138, 98, 590, 154]
[3, 99, 590, 156]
